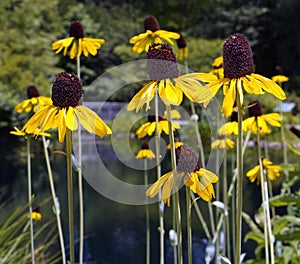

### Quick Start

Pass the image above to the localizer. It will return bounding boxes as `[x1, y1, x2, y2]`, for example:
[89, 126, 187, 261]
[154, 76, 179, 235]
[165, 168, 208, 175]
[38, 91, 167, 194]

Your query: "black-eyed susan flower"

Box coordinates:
[30, 206, 42, 221]
[198, 34, 286, 117]
[211, 135, 235, 150]
[22, 72, 111, 143]
[218, 110, 240, 136]
[246, 157, 281, 185]
[15, 85, 52, 113]
[210, 56, 224, 79]
[146, 144, 218, 206]
[243, 100, 281, 135]
[52, 21, 105, 59]
[136, 142, 155, 159]
[130, 15, 180, 53]
[163, 109, 181, 120]
[176, 33, 189, 61]
[135, 115, 180, 139]
[127, 43, 216, 112]
[10, 126, 50, 138]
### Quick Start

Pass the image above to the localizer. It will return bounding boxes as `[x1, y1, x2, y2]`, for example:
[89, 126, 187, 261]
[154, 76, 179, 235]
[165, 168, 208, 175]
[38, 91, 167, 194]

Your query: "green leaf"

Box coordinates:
[269, 194, 300, 207]
[286, 141, 300, 156]
[244, 231, 265, 244]
[275, 230, 300, 241]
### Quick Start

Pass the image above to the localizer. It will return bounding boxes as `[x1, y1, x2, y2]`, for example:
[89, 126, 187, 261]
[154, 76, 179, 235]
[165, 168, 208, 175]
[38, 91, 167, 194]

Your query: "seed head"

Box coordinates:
[69, 21, 85, 39]
[52, 72, 83, 107]
[176, 33, 187, 49]
[223, 33, 254, 79]
[144, 15, 160, 32]
[176, 144, 199, 173]
[147, 43, 179, 80]
[27, 85, 40, 99]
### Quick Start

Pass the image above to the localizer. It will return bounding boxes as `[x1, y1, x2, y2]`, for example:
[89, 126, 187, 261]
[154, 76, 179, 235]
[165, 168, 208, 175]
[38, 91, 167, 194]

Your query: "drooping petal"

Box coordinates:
[65, 107, 78, 131]
[222, 79, 236, 117]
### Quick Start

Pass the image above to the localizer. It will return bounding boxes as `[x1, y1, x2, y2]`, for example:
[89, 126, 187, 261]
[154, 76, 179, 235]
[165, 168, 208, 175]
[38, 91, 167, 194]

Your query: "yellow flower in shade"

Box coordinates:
[176, 33, 189, 61]
[197, 34, 286, 117]
[163, 109, 181, 120]
[10, 126, 50, 138]
[166, 140, 183, 150]
[210, 56, 224, 79]
[146, 144, 218, 206]
[246, 158, 281, 185]
[130, 16, 180, 53]
[29, 206, 42, 221]
[15, 85, 52, 113]
[135, 115, 180, 139]
[272, 75, 289, 83]
[22, 72, 111, 143]
[211, 136, 235, 150]
[127, 43, 216, 112]
[218, 110, 240, 136]
[242, 100, 281, 135]
[52, 21, 105, 59]
[136, 142, 155, 159]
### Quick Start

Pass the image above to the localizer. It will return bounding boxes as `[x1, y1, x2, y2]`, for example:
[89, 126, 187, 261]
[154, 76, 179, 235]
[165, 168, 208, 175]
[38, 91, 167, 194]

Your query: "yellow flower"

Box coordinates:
[163, 109, 181, 120]
[146, 144, 218, 205]
[52, 21, 105, 59]
[130, 15, 180, 53]
[185, 169, 218, 202]
[28, 206, 42, 221]
[135, 115, 180, 139]
[211, 137, 235, 150]
[242, 100, 281, 135]
[210, 56, 224, 79]
[136, 142, 155, 159]
[127, 43, 216, 112]
[197, 34, 286, 117]
[10, 126, 50, 138]
[272, 75, 289, 83]
[22, 73, 111, 143]
[166, 141, 183, 150]
[212, 56, 223, 68]
[246, 158, 281, 185]
[15, 85, 52, 113]
[176, 33, 189, 61]
[218, 110, 240, 136]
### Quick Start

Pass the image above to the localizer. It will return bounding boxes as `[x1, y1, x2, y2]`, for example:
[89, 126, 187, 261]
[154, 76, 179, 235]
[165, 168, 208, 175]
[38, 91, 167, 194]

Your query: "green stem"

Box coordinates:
[42, 136, 66, 264]
[27, 137, 35, 264]
[235, 97, 243, 264]
[76, 54, 84, 264]
[66, 129, 75, 264]
[223, 150, 230, 259]
[186, 187, 192, 264]
[154, 90, 164, 264]
[144, 159, 150, 264]
[166, 104, 182, 264]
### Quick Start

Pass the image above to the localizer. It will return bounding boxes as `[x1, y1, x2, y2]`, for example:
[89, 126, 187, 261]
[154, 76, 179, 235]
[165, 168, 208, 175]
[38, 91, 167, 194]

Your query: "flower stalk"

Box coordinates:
[144, 159, 150, 264]
[42, 136, 66, 264]
[27, 137, 35, 264]
[186, 187, 192, 264]
[166, 104, 182, 264]
[66, 128, 75, 264]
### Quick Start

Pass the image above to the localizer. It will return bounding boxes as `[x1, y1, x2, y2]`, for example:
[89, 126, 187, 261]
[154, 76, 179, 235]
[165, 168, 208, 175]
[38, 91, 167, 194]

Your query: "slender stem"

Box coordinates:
[42, 136, 66, 264]
[186, 187, 192, 264]
[76, 54, 84, 264]
[66, 129, 75, 264]
[166, 104, 182, 264]
[144, 159, 150, 264]
[154, 90, 164, 264]
[27, 137, 35, 264]
[235, 97, 243, 264]
[215, 148, 220, 263]
[223, 150, 230, 259]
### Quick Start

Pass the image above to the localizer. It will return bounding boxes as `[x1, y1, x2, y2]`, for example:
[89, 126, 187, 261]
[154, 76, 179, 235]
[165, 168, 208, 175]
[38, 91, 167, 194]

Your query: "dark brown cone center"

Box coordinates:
[144, 15, 160, 32]
[27, 85, 40, 99]
[69, 21, 85, 39]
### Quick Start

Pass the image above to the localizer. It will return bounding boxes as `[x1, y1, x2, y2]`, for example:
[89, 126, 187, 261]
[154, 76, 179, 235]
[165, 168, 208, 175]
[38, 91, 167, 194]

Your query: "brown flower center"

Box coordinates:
[176, 144, 199, 173]
[144, 15, 160, 32]
[27, 85, 40, 99]
[147, 43, 179, 80]
[176, 33, 187, 49]
[223, 33, 254, 79]
[248, 100, 263, 117]
[147, 115, 164, 122]
[141, 142, 150, 150]
[69, 21, 85, 39]
[52, 72, 83, 107]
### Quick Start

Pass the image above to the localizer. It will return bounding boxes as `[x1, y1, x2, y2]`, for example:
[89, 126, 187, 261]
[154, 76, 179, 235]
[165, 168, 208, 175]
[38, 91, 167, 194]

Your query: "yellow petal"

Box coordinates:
[65, 107, 78, 131]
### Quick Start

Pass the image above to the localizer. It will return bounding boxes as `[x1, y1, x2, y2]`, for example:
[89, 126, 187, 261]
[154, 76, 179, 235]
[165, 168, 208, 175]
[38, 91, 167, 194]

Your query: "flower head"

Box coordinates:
[176, 33, 189, 61]
[211, 136, 235, 150]
[243, 100, 281, 135]
[129, 15, 180, 53]
[198, 33, 286, 117]
[135, 114, 180, 139]
[15, 85, 52, 113]
[146, 144, 218, 205]
[23, 72, 111, 142]
[210, 56, 224, 79]
[136, 142, 155, 159]
[246, 158, 281, 185]
[52, 20, 105, 59]
[218, 109, 240, 136]
[128, 43, 216, 112]
[10, 126, 50, 138]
